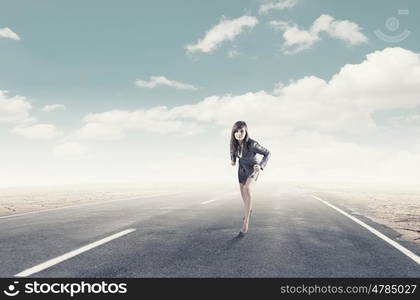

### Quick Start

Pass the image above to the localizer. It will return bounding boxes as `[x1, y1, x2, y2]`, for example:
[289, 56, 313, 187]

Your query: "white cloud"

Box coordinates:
[42, 104, 66, 112]
[185, 15, 258, 54]
[12, 124, 64, 140]
[76, 47, 420, 138]
[0, 90, 34, 123]
[135, 76, 197, 90]
[270, 14, 368, 54]
[53, 142, 88, 159]
[0, 27, 20, 40]
[259, 0, 299, 15]
[76, 122, 126, 140]
[66, 47, 420, 184]
[76, 107, 203, 140]
[3, 47, 420, 186]
[1, 91, 68, 141]
[324, 47, 420, 111]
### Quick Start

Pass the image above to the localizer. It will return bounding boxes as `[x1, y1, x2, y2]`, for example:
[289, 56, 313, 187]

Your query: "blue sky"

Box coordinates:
[1, 0, 420, 187]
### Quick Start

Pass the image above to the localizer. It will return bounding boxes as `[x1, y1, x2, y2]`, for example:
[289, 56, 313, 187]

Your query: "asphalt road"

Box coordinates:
[1, 184, 419, 277]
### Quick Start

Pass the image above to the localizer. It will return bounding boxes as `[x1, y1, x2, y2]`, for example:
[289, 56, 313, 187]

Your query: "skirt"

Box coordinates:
[238, 163, 260, 184]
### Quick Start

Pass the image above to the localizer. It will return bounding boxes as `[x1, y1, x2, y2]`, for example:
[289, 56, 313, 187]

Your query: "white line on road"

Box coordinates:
[311, 195, 420, 265]
[201, 191, 238, 205]
[15, 228, 136, 277]
[0, 192, 181, 220]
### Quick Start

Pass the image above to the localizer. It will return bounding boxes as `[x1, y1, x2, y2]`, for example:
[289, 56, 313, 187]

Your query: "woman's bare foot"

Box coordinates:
[241, 217, 249, 233]
[240, 210, 252, 233]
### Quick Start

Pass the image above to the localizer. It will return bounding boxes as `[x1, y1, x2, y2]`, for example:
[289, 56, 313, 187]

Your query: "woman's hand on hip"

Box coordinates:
[253, 164, 261, 172]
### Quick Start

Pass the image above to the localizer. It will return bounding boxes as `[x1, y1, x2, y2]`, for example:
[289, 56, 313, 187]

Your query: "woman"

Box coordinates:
[230, 121, 270, 236]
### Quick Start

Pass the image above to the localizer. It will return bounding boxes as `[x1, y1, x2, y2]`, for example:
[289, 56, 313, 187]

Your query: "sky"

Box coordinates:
[1, 0, 420, 187]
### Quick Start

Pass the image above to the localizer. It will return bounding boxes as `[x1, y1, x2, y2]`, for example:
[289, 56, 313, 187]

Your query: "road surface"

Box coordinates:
[0, 184, 419, 277]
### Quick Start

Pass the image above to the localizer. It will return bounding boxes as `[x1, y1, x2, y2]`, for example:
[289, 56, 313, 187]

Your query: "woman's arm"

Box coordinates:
[230, 151, 236, 165]
[252, 141, 270, 170]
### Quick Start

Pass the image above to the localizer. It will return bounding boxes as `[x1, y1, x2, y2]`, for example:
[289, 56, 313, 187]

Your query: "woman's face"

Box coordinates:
[234, 127, 246, 142]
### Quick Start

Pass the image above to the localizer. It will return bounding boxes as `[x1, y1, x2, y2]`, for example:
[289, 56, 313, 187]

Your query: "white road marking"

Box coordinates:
[0, 192, 181, 220]
[201, 191, 238, 205]
[311, 195, 420, 265]
[15, 228, 136, 277]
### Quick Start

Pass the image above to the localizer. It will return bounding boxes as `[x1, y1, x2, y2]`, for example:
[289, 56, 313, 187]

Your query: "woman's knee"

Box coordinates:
[243, 183, 252, 193]
[239, 183, 245, 193]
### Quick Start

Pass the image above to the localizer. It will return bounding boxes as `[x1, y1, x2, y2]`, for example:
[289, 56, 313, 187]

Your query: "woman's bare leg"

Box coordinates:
[241, 177, 254, 233]
[239, 183, 247, 231]
[239, 182, 245, 207]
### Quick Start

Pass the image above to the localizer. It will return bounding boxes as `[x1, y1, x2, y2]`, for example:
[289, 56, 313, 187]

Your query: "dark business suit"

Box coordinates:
[231, 138, 271, 184]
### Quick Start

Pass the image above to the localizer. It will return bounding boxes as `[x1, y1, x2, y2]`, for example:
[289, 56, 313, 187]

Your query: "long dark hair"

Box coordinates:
[230, 120, 250, 157]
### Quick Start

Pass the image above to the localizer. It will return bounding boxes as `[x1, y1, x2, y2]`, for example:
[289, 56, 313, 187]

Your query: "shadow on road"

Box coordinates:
[222, 233, 245, 251]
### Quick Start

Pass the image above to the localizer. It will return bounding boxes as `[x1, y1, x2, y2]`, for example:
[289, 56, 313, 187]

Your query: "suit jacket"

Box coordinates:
[230, 138, 271, 170]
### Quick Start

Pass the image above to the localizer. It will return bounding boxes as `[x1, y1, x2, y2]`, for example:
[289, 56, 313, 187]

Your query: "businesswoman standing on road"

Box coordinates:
[230, 121, 270, 236]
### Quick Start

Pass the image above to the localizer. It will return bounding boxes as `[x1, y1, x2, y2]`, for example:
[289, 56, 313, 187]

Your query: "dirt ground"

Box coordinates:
[298, 182, 420, 249]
